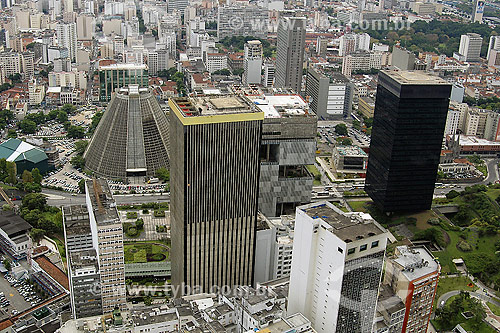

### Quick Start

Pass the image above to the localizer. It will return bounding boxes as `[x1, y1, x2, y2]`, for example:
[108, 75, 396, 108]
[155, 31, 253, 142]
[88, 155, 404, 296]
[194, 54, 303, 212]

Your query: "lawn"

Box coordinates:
[124, 242, 169, 264]
[432, 226, 500, 274]
[435, 276, 477, 304]
[487, 302, 500, 316]
[306, 164, 322, 186]
[347, 200, 371, 212]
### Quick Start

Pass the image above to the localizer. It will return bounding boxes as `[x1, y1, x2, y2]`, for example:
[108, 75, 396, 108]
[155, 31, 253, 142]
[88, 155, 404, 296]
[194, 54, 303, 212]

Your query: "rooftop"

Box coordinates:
[63, 205, 90, 236]
[382, 70, 449, 85]
[336, 145, 367, 157]
[169, 95, 264, 123]
[100, 63, 148, 70]
[250, 95, 312, 119]
[34, 256, 69, 290]
[0, 212, 31, 238]
[456, 135, 500, 146]
[301, 202, 386, 243]
[69, 249, 98, 270]
[392, 246, 439, 282]
[85, 179, 119, 225]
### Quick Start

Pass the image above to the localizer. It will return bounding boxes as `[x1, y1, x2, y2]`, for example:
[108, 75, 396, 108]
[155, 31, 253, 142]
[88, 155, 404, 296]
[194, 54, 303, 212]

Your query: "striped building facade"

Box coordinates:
[169, 96, 263, 295]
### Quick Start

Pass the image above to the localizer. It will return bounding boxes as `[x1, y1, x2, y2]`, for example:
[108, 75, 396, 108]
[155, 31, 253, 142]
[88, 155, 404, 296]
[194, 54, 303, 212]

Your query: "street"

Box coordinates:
[42, 188, 169, 206]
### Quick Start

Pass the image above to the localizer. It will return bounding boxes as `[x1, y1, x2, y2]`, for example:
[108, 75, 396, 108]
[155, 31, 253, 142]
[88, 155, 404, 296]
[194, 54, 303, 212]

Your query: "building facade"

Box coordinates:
[85, 179, 126, 313]
[275, 16, 306, 93]
[169, 95, 263, 295]
[365, 71, 452, 212]
[384, 246, 440, 333]
[287, 201, 388, 333]
[459, 33, 482, 62]
[306, 67, 352, 119]
[99, 63, 149, 102]
[243, 40, 263, 85]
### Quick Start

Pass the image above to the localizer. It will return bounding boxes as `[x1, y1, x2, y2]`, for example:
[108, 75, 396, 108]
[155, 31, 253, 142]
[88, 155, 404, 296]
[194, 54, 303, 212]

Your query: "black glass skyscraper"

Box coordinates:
[365, 71, 452, 212]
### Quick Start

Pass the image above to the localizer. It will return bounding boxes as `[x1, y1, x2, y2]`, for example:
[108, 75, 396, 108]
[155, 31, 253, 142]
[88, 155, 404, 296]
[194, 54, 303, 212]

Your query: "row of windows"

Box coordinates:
[347, 240, 379, 255]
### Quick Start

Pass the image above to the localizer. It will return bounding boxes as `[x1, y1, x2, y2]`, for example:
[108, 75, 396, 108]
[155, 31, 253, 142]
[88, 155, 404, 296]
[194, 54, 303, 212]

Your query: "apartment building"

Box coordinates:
[384, 246, 440, 333]
[85, 179, 126, 313]
[288, 201, 389, 333]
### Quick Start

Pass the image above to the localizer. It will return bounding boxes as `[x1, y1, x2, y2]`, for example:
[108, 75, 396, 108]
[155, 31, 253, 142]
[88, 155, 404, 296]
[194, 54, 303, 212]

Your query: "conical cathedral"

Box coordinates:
[84, 85, 170, 179]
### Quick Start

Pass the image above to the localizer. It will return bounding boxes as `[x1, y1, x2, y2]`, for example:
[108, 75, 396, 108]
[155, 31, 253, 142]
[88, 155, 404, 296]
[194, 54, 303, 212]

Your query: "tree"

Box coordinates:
[32, 168, 42, 184]
[352, 120, 361, 130]
[233, 68, 244, 76]
[19, 119, 37, 134]
[22, 170, 33, 183]
[74, 140, 89, 156]
[5, 161, 16, 184]
[7, 129, 17, 138]
[212, 69, 231, 76]
[136, 218, 144, 230]
[67, 125, 85, 139]
[78, 179, 86, 193]
[88, 112, 103, 134]
[71, 155, 85, 169]
[30, 228, 46, 244]
[155, 168, 170, 182]
[22, 193, 47, 211]
[2, 259, 11, 271]
[338, 138, 353, 146]
[335, 123, 348, 136]
[143, 295, 152, 306]
[467, 154, 482, 164]
[56, 110, 68, 123]
[446, 190, 460, 199]
[60, 104, 76, 114]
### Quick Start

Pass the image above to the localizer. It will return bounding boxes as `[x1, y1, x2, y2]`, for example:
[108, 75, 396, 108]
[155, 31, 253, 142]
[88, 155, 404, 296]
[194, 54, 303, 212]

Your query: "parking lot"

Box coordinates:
[0, 272, 34, 317]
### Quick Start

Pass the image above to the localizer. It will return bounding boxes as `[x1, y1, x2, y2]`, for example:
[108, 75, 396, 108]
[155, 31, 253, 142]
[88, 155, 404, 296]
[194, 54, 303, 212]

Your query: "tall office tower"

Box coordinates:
[306, 67, 353, 119]
[287, 202, 389, 333]
[392, 46, 416, 70]
[98, 63, 149, 101]
[76, 14, 95, 41]
[339, 33, 370, 56]
[384, 246, 440, 333]
[487, 35, 500, 61]
[243, 92, 317, 216]
[169, 95, 263, 295]
[63, 0, 73, 13]
[63, 205, 103, 319]
[275, 16, 306, 93]
[168, 0, 188, 13]
[263, 60, 275, 87]
[56, 22, 77, 62]
[365, 71, 452, 212]
[243, 40, 263, 85]
[339, 34, 356, 56]
[458, 33, 483, 62]
[85, 179, 126, 313]
[473, 0, 485, 23]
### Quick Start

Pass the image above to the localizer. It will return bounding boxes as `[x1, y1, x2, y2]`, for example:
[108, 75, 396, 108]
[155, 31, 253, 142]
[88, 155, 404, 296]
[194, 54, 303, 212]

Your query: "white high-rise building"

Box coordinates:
[76, 14, 95, 41]
[57, 22, 77, 62]
[63, 0, 73, 13]
[263, 60, 275, 87]
[244, 40, 263, 85]
[288, 202, 388, 333]
[445, 105, 460, 135]
[473, 0, 485, 23]
[459, 33, 482, 62]
[487, 35, 500, 61]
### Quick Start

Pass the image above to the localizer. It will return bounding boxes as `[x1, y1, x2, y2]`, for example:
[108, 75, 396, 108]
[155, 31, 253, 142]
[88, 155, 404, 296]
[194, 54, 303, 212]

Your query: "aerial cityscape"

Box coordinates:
[0, 0, 498, 332]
